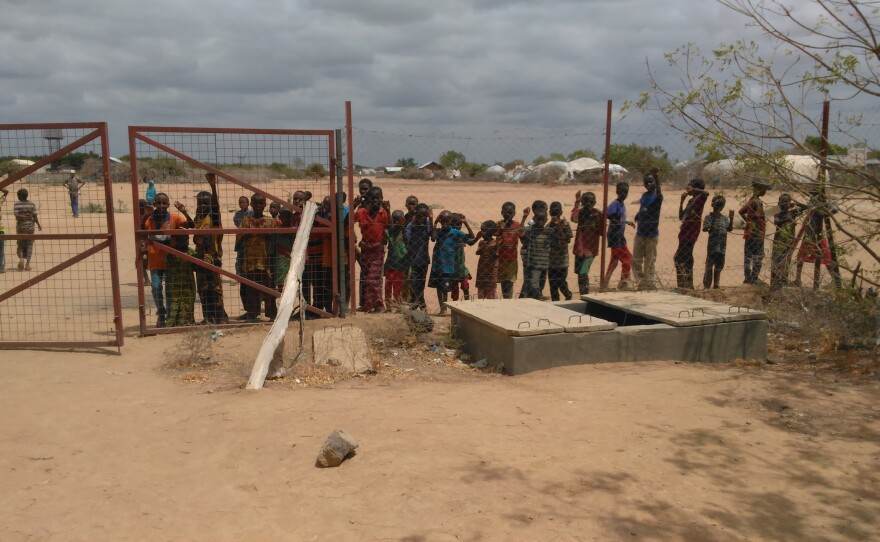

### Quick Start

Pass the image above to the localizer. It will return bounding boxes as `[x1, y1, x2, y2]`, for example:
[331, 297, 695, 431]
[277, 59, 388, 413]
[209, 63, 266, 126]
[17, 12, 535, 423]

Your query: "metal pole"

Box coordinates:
[600, 100, 612, 288]
[345, 101, 356, 312]
[128, 127, 147, 336]
[335, 129, 347, 316]
[99, 123, 124, 349]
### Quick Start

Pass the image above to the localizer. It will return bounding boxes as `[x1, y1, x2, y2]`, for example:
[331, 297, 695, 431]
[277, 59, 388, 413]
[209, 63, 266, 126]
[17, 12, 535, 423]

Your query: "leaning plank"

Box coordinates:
[246, 200, 318, 390]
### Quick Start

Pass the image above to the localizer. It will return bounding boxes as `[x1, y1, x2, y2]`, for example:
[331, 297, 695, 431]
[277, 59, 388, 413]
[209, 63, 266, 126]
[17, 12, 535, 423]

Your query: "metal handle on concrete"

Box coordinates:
[323, 325, 338, 332]
[568, 315, 583, 324]
[691, 308, 705, 317]
[340, 323, 353, 331]
[728, 306, 748, 314]
[517, 321, 531, 329]
[678, 310, 691, 318]
[536, 318, 551, 327]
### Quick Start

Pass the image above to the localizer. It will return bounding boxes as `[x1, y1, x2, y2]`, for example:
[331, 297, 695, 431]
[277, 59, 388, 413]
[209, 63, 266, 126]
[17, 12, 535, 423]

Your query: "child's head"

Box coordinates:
[415, 202, 430, 219]
[643, 175, 657, 192]
[616, 181, 629, 200]
[450, 213, 463, 230]
[304, 191, 312, 201]
[501, 202, 516, 221]
[358, 178, 373, 196]
[532, 211, 548, 228]
[238, 195, 249, 211]
[581, 192, 596, 209]
[153, 193, 170, 213]
[779, 193, 792, 210]
[405, 195, 418, 213]
[711, 194, 726, 211]
[291, 190, 306, 207]
[195, 191, 213, 214]
[17, 188, 28, 201]
[279, 208, 294, 227]
[138, 198, 147, 214]
[269, 201, 280, 218]
[366, 187, 382, 211]
[321, 195, 331, 213]
[250, 193, 267, 215]
[481, 220, 498, 239]
[687, 178, 706, 191]
[531, 200, 548, 214]
[549, 201, 563, 217]
[437, 210, 452, 229]
[752, 180, 769, 196]
[391, 210, 405, 225]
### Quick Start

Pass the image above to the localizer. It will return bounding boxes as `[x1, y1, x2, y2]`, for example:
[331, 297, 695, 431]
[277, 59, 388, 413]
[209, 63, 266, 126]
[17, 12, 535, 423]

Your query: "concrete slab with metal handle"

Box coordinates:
[447, 299, 615, 333]
[445, 302, 565, 336]
[581, 291, 765, 326]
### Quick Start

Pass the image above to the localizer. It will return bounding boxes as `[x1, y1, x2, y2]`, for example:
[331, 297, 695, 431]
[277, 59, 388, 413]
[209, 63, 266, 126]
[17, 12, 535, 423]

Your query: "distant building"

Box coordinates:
[418, 161, 444, 172]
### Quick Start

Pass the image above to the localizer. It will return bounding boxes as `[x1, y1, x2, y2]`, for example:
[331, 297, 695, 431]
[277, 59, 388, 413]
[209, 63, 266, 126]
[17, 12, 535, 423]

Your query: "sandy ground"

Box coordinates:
[1, 329, 878, 541]
[2, 177, 879, 540]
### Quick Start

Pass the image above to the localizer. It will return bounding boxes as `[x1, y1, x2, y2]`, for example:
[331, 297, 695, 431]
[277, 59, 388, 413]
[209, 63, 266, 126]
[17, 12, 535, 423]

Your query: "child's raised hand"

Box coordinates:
[205, 173, 216, 185]
[575, 190, 582, 201]
[522, 207, 530, 219]
[728, 209, 735, 219]
[173, 201, 187, 213]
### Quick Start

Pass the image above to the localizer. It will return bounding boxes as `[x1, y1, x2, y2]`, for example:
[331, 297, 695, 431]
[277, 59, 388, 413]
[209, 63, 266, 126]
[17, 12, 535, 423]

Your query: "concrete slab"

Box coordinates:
[445, 302, 564, 336]
[582, 291, 764, 327]
[312, 325, 372, 373]
[450, 298, 615, 332]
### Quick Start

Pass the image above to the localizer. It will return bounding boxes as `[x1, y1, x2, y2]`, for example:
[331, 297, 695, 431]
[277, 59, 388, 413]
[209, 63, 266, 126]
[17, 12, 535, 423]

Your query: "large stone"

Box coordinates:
[406, 309, 434, 334]
[316, 429, 359, 468]
[312, 326, 372, 373]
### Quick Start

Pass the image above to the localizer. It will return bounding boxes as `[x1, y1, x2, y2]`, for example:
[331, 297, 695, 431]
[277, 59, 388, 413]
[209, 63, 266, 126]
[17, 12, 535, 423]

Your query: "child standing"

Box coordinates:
[519, 200, 548, 298]
[13, 188, 42, 271]
[141, 193, 192, 327]
[519, 210, 554, 300]
[602, 182, 634, 290]
[739, 181, 769, 284]
[193, 173, 228, 324]
[770, 193, 806, 289]
[0, 188, 8, 273]
[354, 187, 389, 312]
[401, 195, 419, 301]
[62, 172, 85, 218]
[702, 195, 734, 289]
[674, 178, 709, 289]
[496, 202, 520, 299]
[406, 202, 433, 310]
[475, 220, 501, 299]
[429, 211, 473, 314]
[548, 201, 573, 300]
[239, 193, 278, 321]
[384, 210, 409, 306]
[449, 213, 474, 301]
[571, 192, 604, 295]
[633, 174, 663, 290]
[795, 191, 840, 290]
[165, 201, 196, 328]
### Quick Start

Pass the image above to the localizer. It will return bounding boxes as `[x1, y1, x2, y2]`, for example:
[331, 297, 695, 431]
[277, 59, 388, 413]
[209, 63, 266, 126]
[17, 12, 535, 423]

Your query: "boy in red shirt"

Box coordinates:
[495, 202, 520, 299]
[354, 187, 389, 312]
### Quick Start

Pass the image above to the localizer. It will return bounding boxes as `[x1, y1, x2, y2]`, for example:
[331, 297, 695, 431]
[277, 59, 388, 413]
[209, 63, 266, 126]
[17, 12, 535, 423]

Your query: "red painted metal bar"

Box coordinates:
[329, 129, 340, 315]
[129, 126, 334, 137]
[600, 99, 612, 286]
[0, 240, 111, 304]
[99, 123, 125, 348]
[129, 127, 149, 333]
[133, 132, 296, 211]
[0, 341, 120, 349]
[346, 101, 357, 313]
[0, 233, 110, 241]
[0, 128, 102, 191]
[147, 241, 281, 299]
[0, 122, 105, 130]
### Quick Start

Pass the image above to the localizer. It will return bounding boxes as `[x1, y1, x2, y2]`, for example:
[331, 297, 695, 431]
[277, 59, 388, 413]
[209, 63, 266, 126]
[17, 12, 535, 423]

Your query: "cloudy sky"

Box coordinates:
[0, 0, 842, 163]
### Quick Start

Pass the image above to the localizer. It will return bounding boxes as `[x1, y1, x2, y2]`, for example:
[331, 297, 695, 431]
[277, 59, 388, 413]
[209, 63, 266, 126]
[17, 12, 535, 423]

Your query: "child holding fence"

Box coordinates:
[449, 213, 474, 301]
[739, 181, 769, 285]
[571, 191, 603, 295]
[702, 195, 734, 289]
[770, 193, 807, 289]
[193, 173, 228, 324]
[166, 201, 196, 327]
[548, 201, 573, 301]
[674, 178, 709, 290]
[239, 193, 278, 322]
[429, 211, 473, 315]
[142, 193, 192, 327]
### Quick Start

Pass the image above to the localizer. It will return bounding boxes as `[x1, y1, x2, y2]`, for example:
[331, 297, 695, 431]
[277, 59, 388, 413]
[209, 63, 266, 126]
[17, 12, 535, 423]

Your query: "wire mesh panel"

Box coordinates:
[0, 123, 123, 348]
[129, 127, 337, 335]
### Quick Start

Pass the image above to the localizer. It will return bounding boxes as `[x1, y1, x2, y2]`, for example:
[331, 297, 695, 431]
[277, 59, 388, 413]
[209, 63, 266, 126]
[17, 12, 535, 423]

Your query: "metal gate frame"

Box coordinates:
[128, 126, 339, 336]
[0, 122, 124, 349]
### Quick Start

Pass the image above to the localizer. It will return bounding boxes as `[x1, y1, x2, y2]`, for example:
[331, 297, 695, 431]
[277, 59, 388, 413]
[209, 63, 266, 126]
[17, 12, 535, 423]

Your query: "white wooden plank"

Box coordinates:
[246, 201, 318, 390]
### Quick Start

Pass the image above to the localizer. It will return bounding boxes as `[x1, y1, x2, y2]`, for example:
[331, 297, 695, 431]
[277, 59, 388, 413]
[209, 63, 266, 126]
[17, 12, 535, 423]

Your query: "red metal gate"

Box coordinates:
[0, 123, 124, 349]
[128, 126, 339, 335]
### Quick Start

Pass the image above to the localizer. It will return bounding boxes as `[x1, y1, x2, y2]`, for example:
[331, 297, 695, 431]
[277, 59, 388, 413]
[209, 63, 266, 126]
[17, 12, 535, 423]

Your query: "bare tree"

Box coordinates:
[635, 0, 880, 278]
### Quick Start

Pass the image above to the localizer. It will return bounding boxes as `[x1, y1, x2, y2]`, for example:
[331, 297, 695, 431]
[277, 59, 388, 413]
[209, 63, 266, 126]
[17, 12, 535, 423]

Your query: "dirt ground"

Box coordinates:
[1, 177, 879, 540]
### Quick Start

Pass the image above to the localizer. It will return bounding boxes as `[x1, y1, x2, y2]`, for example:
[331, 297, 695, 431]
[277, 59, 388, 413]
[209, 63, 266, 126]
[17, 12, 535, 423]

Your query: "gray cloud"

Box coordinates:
[0, 0, 788, 162]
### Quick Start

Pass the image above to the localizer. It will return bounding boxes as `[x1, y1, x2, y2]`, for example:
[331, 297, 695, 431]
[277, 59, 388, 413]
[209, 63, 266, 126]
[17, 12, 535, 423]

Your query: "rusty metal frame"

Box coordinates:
[0, 122, 125, 350]
[129, 126, 337, 336]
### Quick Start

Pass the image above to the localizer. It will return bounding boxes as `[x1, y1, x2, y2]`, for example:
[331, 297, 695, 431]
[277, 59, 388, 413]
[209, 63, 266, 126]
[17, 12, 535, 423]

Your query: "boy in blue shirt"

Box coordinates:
[429, 211, 475, 315]
[633, 172, 663, 290]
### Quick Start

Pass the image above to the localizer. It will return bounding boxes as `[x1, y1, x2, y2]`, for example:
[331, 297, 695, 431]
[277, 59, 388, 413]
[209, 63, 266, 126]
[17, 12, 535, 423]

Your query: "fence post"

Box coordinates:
[346, 101, 357, 312]
[820, 100, 843, 288]
[600, 99, 612, 288]
[335, 128, 347, 317]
